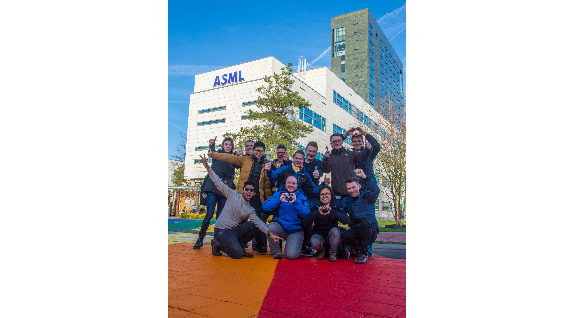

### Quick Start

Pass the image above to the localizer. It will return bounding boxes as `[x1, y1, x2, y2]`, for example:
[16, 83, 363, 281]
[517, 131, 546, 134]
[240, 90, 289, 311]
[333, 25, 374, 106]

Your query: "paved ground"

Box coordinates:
[169, 218, 406, 317]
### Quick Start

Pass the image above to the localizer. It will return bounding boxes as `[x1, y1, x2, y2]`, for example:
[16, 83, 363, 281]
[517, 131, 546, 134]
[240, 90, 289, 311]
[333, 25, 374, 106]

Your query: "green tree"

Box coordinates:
[224, 63, 314, 157]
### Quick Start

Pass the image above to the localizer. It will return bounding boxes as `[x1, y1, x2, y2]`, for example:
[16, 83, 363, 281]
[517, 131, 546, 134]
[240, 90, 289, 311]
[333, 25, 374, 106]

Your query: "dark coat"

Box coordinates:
[303, 203, 350, 238]
[303, 159, 323, 186]
[202, 148, 238, 195]
[341, 177, 380, 233]
[321, 145, 371, 196]
[353, 134, 380, 189]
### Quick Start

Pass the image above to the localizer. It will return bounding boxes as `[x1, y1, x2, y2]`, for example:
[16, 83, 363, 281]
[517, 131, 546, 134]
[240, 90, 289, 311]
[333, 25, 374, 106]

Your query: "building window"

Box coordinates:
[382, 202, 392, 212]
[242, 100, 258, 107]
[333, 27, 345, 57]
[194, 159, 212, 164]
[300, 107, 325, 131]
[197, 118, 226, 126]
[198, 105, 226, 114]
[333, 124, 352, 144]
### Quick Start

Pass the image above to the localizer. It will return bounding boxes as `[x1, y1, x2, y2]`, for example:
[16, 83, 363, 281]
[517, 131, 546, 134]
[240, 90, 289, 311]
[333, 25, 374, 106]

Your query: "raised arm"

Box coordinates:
[365, 133, 380, 160]
[355, 169, 380, 204]
[210, 151, 245, 167]
[199, 154, 236, 198]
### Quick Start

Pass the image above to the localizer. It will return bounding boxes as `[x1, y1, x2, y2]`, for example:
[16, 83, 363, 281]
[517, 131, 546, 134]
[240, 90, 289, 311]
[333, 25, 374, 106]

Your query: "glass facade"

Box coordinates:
[334, 27, 345, 57]
[300, 107, 326, 131]
[197, 118, 226, 126]
[198, 105, 226, 114]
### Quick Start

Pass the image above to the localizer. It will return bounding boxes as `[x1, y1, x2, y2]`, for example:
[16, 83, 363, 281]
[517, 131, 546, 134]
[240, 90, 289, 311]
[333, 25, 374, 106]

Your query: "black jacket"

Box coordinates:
[202, 148, 238, 195]
[341, 177, 380, 233]
[303, 203, 350, 238]
[353, 134, 380, 189]
[321, 145, 371, 196]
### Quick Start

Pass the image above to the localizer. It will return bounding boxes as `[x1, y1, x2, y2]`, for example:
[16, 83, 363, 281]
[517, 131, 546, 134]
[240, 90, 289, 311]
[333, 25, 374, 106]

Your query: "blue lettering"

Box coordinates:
[228, 72, 238, 84]
[239, 71, 244, 81]
[213, 76, 220, 87]
[221, 74, 227, 85]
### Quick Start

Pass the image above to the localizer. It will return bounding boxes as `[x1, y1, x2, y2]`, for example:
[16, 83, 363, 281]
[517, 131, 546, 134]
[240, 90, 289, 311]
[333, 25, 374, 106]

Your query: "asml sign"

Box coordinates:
[213, 71, 245, 87]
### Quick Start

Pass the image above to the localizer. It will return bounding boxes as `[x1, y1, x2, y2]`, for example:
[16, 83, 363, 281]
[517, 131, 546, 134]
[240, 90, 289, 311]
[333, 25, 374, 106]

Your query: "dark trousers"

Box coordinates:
[342, 217, 377, 255]
[250, 196, 267, 251]
[214, 221, 260, 259]
[199, 192, 227, 240]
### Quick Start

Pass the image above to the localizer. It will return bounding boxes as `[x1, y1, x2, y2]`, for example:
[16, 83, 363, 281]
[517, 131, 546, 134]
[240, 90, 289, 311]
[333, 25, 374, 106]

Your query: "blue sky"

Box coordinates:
[169, 0, 406, 159]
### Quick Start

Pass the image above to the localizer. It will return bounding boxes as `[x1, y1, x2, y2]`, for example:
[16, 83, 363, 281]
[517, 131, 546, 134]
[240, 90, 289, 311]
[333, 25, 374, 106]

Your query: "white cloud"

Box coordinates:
[377, 3, 406, 40]
[168, 65, 227, 76]
[309, 46, 331, 66]
[168, 122, 184, 131]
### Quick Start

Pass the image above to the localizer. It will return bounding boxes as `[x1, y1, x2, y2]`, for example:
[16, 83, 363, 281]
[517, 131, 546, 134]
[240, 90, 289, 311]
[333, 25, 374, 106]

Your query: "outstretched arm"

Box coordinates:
[200, 154, 235, 198]
[210, 151, 245, 167]
[365, 133, 380, 160]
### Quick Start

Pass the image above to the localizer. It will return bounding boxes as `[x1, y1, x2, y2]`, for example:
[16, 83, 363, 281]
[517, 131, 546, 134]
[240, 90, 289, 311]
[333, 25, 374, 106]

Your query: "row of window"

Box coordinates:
[195, 145, 221, 151]
[194, 159, 213, 164]
[242, 100, 257, 107]
[333, 90, 380, 134]
[197, 118, 226, 126]
[299, 107, 326, 131]
[198, 105, 226, 114]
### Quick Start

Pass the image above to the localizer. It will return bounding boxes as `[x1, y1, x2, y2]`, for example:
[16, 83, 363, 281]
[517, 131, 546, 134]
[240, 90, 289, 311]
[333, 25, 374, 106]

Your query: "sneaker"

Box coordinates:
[303, 247, 315, 257]
[273, 252, 283, 259]
[193, 238, 204, 249]
[329, 252, 337, 262]
[315, 251, 325, 260]
[211, 239, 222, 256]
[354, 254, 368, 264]
[242, 251, 254, 258]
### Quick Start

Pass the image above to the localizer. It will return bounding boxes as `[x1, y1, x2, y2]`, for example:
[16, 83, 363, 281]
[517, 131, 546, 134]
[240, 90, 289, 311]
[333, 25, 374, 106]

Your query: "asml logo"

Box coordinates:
[213, 71, 245, 87]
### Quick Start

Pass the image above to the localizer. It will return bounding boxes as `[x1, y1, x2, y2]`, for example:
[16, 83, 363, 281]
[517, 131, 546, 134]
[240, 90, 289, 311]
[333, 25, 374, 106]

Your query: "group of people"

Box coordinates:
[195, 127, 381, 264]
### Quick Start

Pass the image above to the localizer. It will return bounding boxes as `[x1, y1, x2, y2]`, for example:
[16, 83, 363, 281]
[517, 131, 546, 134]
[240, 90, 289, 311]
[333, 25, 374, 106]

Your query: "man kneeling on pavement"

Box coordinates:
[341, 169, 380, 264]
[199, 154, 282, 259]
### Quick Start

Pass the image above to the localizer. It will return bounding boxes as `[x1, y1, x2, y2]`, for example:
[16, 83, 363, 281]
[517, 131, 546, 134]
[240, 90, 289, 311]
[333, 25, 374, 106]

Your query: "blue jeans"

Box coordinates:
[214, 221, 259, 259]
[199, 192, 227, 240]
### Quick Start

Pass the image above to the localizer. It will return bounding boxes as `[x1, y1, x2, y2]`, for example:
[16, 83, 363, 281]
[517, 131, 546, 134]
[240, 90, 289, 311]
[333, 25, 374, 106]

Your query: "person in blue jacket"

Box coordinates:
[341, 169, 380, 264]
[262, 175, 310, 260]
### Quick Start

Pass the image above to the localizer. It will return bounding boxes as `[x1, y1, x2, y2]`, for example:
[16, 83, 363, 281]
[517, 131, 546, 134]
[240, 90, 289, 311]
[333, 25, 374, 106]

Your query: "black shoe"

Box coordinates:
[211, 239, 222, 256]
[273, 252, 283, 259]
[354, 254, 368, 264]
[193, 238, 204, 249]
[242, 251, 254, 258]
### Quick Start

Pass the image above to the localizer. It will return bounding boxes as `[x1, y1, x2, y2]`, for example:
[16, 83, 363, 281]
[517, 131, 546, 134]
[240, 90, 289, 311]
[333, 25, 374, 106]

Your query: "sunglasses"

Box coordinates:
[243, 187, 256, 192]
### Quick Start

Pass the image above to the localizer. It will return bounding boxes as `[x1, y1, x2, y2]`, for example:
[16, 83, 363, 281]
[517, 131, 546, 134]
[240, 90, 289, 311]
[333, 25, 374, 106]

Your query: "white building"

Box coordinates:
[184, 56, 395, 220]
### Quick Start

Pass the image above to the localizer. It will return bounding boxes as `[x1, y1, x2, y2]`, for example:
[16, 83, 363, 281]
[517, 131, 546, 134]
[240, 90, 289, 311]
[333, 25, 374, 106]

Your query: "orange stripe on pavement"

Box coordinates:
[169, 242, 279, 317]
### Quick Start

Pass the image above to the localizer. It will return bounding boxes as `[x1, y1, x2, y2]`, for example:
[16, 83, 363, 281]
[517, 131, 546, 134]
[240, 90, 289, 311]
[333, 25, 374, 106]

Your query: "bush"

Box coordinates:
[178, 212, 216, 220]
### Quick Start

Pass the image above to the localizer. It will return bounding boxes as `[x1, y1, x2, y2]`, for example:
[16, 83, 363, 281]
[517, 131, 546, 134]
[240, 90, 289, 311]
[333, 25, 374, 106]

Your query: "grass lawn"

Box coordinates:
[378, 220, 406, 233]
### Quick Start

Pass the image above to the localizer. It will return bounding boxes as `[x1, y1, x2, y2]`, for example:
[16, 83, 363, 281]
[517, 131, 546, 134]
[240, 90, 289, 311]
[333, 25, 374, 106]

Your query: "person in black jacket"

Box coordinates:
[193, 136, 239, 249]
[344, 127, 380, 189]
[341, 169, 380, 264]
[302, 184, 349, 262]
[321, 132, 372, 209]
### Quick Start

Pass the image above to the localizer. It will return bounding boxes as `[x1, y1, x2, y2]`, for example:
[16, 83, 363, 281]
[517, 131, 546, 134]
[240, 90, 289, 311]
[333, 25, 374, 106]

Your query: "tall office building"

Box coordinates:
[331, 8, 404, 119]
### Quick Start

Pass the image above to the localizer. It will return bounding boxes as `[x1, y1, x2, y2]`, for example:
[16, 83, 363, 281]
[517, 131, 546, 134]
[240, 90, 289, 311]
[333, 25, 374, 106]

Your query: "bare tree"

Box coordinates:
[375, 98, 406, 226]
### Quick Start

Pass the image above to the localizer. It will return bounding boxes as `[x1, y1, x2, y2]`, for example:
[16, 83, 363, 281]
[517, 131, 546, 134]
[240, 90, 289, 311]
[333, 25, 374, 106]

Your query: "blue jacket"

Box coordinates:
[341, 177, 380, 232]
[262, 189, 310, 234]
[267, 165, 322, 198]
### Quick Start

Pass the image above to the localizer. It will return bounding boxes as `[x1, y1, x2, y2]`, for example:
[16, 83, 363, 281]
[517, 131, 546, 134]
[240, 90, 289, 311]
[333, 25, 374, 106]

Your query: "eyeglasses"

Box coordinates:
[331, 139, 343, 144]
[254, 149, 264, 153]
[276, 152, 286, 155]
[243, 187, 256, 192]
[320, 192, 331, 197]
